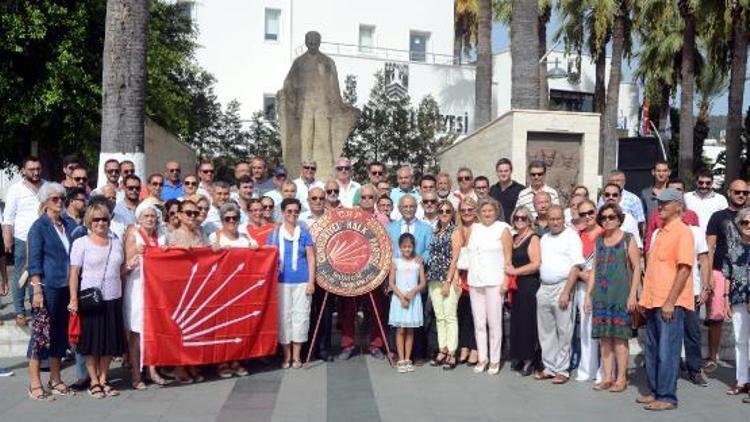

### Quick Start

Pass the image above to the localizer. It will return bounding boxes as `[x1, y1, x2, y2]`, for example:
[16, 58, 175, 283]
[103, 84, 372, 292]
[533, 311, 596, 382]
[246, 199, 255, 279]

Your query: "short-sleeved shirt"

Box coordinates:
[426, 224, 456, 282]
[489, 180, 525, 223]
[641, 219, 694, 310]
[515, 185, 560, 220]
[70, 235, 124, 301]
[706, 208, 738, 271]
[685, 191, 728, 234]
[266, 226, 314, 284]
[721, 241, 750, 306]
[596, 189, 645, 224]
[539, 227, 584, 284]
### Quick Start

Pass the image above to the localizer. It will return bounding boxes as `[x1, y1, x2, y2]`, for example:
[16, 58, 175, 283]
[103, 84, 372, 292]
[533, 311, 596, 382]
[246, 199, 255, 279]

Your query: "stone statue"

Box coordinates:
[277, 31, 359, 179]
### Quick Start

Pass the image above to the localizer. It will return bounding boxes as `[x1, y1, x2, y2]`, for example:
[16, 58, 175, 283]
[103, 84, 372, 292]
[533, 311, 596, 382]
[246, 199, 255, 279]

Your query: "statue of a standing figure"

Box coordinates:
[277, 31, 359, 179]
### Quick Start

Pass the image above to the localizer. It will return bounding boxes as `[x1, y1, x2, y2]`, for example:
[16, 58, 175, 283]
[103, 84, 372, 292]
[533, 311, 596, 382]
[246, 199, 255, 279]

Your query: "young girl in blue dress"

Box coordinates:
[388, 233, 426, 373]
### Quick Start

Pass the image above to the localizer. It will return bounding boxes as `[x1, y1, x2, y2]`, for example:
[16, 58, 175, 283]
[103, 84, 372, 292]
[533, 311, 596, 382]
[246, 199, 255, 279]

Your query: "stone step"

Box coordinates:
[0, 324, 30, 358]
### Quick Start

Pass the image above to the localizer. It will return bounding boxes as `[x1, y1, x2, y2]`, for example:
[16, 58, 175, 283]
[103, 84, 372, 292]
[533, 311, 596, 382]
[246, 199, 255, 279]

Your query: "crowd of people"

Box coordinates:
[1, 153, 749, 411]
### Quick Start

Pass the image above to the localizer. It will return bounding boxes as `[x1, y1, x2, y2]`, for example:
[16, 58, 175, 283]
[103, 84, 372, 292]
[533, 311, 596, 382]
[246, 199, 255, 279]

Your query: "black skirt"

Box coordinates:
[78, 298, 127, 357]
[509, 274, 541, 361]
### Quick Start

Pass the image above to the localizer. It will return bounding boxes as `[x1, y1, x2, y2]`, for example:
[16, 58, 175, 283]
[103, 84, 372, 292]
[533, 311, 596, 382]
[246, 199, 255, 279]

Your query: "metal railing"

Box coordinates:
[293, 42, 465, 66]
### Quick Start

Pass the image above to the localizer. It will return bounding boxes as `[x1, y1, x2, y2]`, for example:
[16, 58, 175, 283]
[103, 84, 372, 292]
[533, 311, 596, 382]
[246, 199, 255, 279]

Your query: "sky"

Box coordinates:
[491, 20, 745, 117]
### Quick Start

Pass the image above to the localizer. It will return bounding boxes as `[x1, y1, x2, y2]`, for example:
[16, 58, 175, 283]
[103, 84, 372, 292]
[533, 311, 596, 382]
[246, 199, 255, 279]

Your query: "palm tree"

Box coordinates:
[100, 0, 149, 164]
[510, 0, 540, 109]
[724, 2, 749, 181]
[454, 0, 479, 64]
[538, 2, 552, 109]
[695, 61, 728, 169]
[475, 0, 493, 127]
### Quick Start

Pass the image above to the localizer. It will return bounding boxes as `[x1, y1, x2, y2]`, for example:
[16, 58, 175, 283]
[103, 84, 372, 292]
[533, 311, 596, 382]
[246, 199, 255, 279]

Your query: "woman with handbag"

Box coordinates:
[584, 203, 640, 393]
[506, 206, 541, 377]
[67, 203, 127, 399]
[452, 197, 478, 366]
[26, 183, 77, 401]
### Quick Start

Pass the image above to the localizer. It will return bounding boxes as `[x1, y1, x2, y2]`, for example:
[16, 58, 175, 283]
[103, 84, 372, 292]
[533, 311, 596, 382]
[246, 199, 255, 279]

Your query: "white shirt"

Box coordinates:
[208, 230, 257, 248]
[204, 205, 222, 230]
[293, 177, 324, 212]
[515, 185, 561, 219]
[621, 213, 643, 250]
[540, 227, 585, 284]
[264, 189, 283, 222]
[337, 180, 361, 208]
[109, 211, 129, 241]
[113, 201, 136, 227]
[467, 221, 511, 287]
[2, 179, 47, 241]
[684, 191, 728, 233]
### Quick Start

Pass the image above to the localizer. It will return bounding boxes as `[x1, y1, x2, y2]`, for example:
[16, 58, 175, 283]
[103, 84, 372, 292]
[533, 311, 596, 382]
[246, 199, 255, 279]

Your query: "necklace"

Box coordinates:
[513, 230, 531, 248]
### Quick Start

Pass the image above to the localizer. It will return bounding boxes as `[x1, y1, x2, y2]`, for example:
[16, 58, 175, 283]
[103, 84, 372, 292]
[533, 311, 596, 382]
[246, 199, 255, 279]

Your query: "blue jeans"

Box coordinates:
[10, 238, 31, 316]
[683, 297, 702, 375]
[645, 307, 685, 404]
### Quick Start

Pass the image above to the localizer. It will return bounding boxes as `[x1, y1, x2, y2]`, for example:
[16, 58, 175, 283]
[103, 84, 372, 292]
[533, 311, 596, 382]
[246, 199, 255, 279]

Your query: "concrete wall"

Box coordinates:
[439, 109, 602, 202]
[145, 119, 197, 176]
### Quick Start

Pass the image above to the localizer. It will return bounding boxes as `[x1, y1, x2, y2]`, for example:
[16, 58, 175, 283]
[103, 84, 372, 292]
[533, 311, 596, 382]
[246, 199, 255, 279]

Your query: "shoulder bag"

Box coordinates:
[78, 240, 112, 313]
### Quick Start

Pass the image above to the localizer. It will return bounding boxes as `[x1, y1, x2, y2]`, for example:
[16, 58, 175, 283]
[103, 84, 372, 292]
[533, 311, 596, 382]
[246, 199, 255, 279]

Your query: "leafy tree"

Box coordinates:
[246, 111, 282, 170]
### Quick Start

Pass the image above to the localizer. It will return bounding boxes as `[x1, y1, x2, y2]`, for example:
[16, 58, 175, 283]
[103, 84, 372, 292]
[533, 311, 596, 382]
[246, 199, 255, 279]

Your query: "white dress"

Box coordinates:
[124, 228, 164, 333]
[466, 221, 510, 288]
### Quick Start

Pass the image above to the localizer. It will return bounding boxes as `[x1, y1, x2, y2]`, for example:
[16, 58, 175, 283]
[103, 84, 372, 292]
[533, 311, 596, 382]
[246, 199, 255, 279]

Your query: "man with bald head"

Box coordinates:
[705, 179, 748, 373]
[161, 160, 184, 201]
[534, 191, 552, 235]
[300, 186, 326, 228]
[335, 158, 360, 208]
[420, 191, 439, 228]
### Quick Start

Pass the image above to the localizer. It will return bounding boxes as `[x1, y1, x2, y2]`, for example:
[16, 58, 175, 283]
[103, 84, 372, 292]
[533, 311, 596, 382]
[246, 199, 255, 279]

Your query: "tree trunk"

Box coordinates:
[602, 2, 626, 176]
[725, 7, 748, 182]
[511, 0, 540, 110]
[658, 83, 670, 132]
[538, 6, 550, 110]
[474, 0, 493, 127]
[454, 22, 464, 65]
[100, 0, 149, 154]
[678, 1, 695, 179]
[594, 48, 606, 167]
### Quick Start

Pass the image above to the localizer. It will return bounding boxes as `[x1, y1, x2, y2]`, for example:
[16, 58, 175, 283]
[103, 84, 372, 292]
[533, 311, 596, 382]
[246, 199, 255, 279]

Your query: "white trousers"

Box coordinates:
[278, 283, 312, 344]
[537, 283, 574, 377]
[575, 282, 601, 381]
[733, 304, 750, 385]
[469, 286, 503, 364]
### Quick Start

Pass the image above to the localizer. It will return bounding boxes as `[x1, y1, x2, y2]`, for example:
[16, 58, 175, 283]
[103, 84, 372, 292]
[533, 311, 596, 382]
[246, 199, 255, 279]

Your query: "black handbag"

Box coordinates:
[78, 241, 112, 313]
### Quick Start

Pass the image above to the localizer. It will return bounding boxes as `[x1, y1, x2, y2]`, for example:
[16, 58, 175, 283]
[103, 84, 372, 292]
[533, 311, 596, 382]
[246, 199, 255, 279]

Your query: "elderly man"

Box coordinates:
[335, 158, 360, 208]
[204, 181, 231, 233]
[421, 191, 439, 228]
[300, 186, 326, 228]
[196, 159, 215, 199]
[386, 195, 434, 361]
[638, 188, 694, 411]
[533, 192, 552, 235]
[600, 183, 645, 249]
[596, 170, 646, 227]
[489, 158, 525, 224]
[473, 176, 491, 201]
[390, 166, 421, 213]
[436, 172, 453, 203]
[643, 179, 699, 252]
[337, 184, 390, 361]
[161, 160, 184, 201]
[353, 161, 387, 206]
[515, 160, 560, 218]
[324, 179, 342, 209]
[293, 160, 324, 213]
[3, 156, 47, 325]
[537, 205, 584, 384]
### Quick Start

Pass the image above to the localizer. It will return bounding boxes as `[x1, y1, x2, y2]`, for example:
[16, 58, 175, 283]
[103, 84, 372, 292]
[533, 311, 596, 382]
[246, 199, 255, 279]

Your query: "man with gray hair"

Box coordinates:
[293, 159, 324, 213]
[515, 160, 560, 219]
[596, 169, 645, 227]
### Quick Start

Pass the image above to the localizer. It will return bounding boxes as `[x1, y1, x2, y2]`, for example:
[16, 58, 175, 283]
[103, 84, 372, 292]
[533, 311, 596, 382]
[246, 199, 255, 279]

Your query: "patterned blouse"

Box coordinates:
[722, 238, 750, 306]
[425, 223, 456, 282]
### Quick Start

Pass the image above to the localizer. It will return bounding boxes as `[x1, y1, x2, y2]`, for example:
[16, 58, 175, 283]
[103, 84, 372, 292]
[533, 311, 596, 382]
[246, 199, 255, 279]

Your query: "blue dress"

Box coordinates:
[388, 258, 423, 328]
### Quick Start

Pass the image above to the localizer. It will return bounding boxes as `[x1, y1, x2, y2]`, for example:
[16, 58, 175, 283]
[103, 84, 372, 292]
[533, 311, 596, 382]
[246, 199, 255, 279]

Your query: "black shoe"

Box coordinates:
[689, 371, 708, 387]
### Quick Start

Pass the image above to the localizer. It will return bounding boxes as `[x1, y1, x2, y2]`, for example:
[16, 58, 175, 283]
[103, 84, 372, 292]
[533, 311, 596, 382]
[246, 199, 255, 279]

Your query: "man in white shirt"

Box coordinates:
[335, 158, 360, 208]
[196, 159, 215, 199]
[516, 160, 560, 219]
[204, 181, 230, 234]
[293, 160, 324, 213]
[600, 183, 644, 250]
[538, 205, 584, 384]
[420, 191, 439, 228]
[2, 157, 47, 324]
[684, 169, 728, 233]
[300, 186, 326, 229]
[92, 159, 123, 201]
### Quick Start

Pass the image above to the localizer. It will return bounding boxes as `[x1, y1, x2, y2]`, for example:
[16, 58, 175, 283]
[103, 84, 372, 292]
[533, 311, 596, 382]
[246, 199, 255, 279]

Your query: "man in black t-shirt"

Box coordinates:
[489, 158, 524, 224]
[705, 179, 748, 372]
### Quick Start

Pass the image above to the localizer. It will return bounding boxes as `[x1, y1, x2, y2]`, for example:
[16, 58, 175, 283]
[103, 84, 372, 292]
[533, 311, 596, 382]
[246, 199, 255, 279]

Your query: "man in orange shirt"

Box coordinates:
[638, 188, 694, 411]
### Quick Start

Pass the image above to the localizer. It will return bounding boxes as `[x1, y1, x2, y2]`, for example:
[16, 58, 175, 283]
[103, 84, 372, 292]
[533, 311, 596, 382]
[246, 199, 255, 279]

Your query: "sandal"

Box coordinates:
[48, 380, 75, 396]
[131, 381, 147, 391]
[102, 382, 120, 397]
[593, 381, 614, 391]
[644, 400, 677, 411]
[727, 383, 750, 396]
[281, 361, 291, 369]
[430, 352, 447, 367]
[609, 380, 628, 393]
[28, 385, 54, 401]
[703, 359, 718, 373]
[233, 365, 249, 377]
[534, 371, 554, 381]
[87, 384, 105, 399]
[551, 374, 569, 385]
[442, 355, 457, 371]
[292, 360, 302, 369]
[217, 364, 234, 379]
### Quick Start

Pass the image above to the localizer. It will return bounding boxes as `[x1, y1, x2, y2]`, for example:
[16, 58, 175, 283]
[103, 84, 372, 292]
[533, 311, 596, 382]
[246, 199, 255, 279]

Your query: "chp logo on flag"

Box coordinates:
[143, 247, 279, 366]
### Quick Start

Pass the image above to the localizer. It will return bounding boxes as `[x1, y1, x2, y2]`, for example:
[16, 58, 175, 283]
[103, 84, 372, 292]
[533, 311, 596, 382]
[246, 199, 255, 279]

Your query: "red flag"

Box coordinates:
[641, 99, 650, 136]
[143, 247, 279, 366]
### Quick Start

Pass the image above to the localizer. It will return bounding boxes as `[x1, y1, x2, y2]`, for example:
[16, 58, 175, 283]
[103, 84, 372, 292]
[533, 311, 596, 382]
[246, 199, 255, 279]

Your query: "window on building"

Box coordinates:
[263, 95, 276, 118]
[264, 8, 281, 41]
[359, 25, 375, 53]
[409, 31, 429, 62]
[549, 89, 594, 113]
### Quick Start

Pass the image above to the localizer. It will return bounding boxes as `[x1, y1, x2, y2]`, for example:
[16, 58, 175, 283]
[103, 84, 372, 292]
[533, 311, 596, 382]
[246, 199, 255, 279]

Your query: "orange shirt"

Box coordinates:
[640, 218, 694, 310]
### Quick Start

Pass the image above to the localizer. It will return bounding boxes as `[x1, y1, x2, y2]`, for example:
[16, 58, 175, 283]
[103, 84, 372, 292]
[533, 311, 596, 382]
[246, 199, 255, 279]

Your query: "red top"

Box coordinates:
[246, 223, 276, 246]
[644, 209, 699, 253]
[578, 226, 603, 258]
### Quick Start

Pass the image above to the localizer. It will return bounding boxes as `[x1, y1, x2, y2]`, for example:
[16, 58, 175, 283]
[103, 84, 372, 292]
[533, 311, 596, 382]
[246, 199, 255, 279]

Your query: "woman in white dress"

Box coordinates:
[467, 198, 512, 375]
[123, 202, 168, 389]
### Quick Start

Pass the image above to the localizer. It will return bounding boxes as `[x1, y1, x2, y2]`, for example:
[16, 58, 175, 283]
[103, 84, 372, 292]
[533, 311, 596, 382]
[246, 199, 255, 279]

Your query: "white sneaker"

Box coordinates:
[487, 364, 500, 375]
[396, 361, 408, 374]
[405, 361, 415, 372]
[473, 362, 487, 374]
[0, 368, 13, 377]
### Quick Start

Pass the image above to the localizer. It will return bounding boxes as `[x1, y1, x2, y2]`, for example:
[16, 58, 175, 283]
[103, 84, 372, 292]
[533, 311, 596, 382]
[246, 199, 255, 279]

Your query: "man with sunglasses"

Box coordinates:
[420, 191, 440, 228]
[293, 160, 324, 213]
[63, 187, 87, 227]
[196, 160, 216, 199]
[300, 186, 326, 228]
[515, 160, 560, 219]
[597, 170, 646, 229]
[114, 175, 142, 225]
[3, 157, 48, 325]
[61, 154, 82, 190]
[92, 159, 123, 200]
[324, 179, 342, 210]
[335, 158, 360, 208]
[705, 179, 748, 376]
[643, 179, 699, 252]
[70, 166, 91, 195]
[352, 161, 387, 206]
[600, 183, 643, 250]
[489, 158, 524, 224]
[161, 161, 184, 201]
[685, 169, 727, 234]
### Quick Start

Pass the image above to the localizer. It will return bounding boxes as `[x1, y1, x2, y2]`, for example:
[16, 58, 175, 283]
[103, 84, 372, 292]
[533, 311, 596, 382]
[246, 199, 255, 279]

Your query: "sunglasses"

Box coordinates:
[600, 214, 618, 222]
[122, 170, 134, 176]
[438, 209, 453, 215]
[530, 172, 544, 177]
[303, 165, 317, 171]
[184, 180, 197, 186]
[422, 199, 437, 205]
[285, 209, 300, 215]
[197, 206, 209, 212]
[603, 192, 619, 198]
[74, 177, 87, 182]
[361, 195, 375, 200]
[150, 182, 164, 187]
[49, 196, 63, 203]
[91, 217, 109, 223]
[168, 211, 178, 217]
[457, 176, 472, 182]
[168, 168, 181, 173]
[223, 215, 239, 222]
[183, 210, 199, 218]
[336, 166, 351, 171]
[370, 171, 383, 176]
[732, 190, 750, 196]
[578, 210, 596, 217]
[741, 220, 750, 228]
[309, 196, 325, 201]
[126, 185, 141, 191]
[460, 208, 475, 213]
[513, 215, 528, 222]
[262, 205, 274, 210]
[326, 189, 340, 194]
[106, 169, 120, 174]
[201, 169, 214, 174]
[697, 181, 712, 186]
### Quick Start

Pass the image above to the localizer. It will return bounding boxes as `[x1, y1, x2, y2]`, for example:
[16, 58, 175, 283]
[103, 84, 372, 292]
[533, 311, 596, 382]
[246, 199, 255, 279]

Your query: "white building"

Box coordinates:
[195, 0, 639, 136]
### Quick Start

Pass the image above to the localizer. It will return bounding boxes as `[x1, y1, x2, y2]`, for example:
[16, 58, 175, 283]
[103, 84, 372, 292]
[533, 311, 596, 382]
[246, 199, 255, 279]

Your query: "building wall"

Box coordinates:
[145, 119, 197, 176]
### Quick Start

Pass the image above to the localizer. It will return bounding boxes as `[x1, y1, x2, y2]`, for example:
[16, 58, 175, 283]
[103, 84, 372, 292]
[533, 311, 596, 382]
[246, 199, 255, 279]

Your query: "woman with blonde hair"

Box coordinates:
[452, 197, 479, 366]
